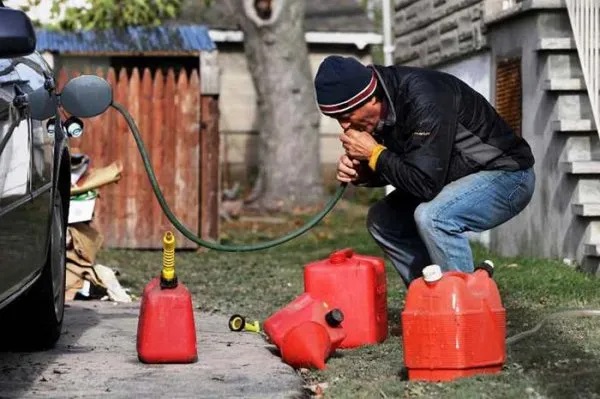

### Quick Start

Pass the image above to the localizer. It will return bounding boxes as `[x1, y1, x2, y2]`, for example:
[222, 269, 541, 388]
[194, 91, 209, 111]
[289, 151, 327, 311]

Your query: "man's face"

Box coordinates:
[335, 96, 381, 134]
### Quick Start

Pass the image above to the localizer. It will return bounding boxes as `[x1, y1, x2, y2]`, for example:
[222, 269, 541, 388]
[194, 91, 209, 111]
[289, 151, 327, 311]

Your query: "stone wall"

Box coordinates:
[393, 0, 487, 67]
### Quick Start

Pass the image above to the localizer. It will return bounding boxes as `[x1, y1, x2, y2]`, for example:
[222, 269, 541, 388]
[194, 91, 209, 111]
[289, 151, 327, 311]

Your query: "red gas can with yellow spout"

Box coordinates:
[402, 261, 506, 381]
[136, 231, 197, 364]
[136, 276, 197, 364]
[304, 248, 388, 348]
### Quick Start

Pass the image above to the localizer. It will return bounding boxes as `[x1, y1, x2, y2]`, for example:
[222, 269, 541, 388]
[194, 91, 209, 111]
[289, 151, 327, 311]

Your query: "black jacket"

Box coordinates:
[359, 65, 535, 201]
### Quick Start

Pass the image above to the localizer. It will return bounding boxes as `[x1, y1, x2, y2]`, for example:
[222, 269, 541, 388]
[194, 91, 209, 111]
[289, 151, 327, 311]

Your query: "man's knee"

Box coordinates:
[415, 201, 463, 237]
[414, 202, 436, 232]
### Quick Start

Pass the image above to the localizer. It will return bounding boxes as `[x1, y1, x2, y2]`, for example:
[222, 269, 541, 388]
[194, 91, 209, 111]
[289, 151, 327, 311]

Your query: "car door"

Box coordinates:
[0, 58, 36, 302]
[14, 54, 55, 269]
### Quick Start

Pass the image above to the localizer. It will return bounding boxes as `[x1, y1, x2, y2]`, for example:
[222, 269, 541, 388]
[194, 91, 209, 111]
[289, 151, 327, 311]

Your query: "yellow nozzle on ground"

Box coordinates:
[161, 231, 176, 284]
[228, 314, 261, 333]
[243, 320, 261, 333]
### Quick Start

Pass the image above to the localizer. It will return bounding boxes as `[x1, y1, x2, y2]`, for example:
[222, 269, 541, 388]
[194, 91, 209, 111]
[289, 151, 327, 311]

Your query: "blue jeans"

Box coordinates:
[366, 168, 535, 286]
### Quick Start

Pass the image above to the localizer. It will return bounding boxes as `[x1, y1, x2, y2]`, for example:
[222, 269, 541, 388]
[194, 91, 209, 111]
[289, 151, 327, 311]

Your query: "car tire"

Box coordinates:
[0, 190, 66, 351]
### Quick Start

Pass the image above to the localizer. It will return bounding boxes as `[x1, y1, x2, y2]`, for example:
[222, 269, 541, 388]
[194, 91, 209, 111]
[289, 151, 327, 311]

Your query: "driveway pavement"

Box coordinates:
[0, 301, 304, 399]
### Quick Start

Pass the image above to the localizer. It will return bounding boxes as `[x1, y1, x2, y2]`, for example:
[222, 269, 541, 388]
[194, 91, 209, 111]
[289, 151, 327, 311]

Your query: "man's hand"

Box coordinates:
[336, 154, 361, 183]
[339, 128, 379, 161]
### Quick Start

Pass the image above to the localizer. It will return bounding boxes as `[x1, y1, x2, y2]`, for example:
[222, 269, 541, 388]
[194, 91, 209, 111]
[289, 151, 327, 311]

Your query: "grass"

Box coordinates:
[97, 197, 600, 399]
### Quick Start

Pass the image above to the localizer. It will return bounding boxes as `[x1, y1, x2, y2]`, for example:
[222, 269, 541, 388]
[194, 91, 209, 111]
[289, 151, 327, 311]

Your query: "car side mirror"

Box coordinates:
[60, 75, 113, 118]
[0, 7, 36, 58]
[27, 87, 57, 120]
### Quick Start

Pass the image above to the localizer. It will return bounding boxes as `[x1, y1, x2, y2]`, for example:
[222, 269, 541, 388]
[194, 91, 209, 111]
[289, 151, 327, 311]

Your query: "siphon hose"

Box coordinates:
[111, 102, 347, 252]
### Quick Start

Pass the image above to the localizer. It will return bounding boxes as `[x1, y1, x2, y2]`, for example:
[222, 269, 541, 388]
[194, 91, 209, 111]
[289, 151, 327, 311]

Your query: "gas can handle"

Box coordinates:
[329, 248, 354, 264]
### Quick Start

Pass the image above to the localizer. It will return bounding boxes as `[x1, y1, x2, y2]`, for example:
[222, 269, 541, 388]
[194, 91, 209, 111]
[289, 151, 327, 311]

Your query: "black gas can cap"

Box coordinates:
[325, 308, 344, 327]
[475, 260, 495, 277]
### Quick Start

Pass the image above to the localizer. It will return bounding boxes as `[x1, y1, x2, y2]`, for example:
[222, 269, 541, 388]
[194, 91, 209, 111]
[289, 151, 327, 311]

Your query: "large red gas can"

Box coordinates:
[263, 292, 346, 369]
[304, 248, 388, 348]
[402, 262, 506, 381]
[137, 277, 198, 364]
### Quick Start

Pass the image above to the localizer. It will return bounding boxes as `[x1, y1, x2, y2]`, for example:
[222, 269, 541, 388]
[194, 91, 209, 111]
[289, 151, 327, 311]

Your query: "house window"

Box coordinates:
[495, 57, 522, 137]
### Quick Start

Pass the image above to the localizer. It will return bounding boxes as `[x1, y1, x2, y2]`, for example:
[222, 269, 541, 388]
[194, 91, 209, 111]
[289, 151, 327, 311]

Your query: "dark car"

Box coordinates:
[0, 3, 71, 350]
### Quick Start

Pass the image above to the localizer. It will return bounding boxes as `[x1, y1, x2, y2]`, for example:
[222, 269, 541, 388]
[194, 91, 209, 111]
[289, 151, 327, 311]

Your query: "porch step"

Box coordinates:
[544, 78, 586, 91]
[575, 178, 600, 204]
[553, 119, 596, 132]
[572, 203, 600, 216]
[584, 243, 600, 256]
[537, 37, 576, 50]
[560, 161, 600, 174]
[555, 94, 595, 120]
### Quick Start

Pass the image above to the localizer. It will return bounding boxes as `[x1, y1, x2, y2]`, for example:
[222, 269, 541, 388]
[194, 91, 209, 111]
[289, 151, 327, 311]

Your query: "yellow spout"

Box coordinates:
[161, 231, 176, 283]
[244, 320, 261, 333]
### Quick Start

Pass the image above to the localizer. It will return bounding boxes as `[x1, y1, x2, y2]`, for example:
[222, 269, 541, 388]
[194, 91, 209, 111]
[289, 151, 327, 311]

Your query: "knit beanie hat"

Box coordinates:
[314, 55, 377, 116]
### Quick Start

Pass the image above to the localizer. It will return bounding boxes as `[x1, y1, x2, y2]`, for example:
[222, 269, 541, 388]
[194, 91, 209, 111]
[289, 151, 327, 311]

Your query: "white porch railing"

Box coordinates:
[566, 0, 600, 133]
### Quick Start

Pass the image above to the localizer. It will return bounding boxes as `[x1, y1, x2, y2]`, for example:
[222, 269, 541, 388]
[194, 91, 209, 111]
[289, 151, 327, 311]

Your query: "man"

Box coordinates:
[314, 55, 535, 286]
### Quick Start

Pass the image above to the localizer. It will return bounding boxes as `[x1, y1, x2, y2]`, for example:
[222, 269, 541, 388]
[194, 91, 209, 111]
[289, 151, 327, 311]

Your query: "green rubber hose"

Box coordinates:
[111, 101, 347, 252]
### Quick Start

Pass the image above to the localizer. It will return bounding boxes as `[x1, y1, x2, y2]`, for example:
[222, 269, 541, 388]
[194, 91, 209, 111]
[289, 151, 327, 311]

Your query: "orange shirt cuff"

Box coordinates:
[368, 144, 386, 171]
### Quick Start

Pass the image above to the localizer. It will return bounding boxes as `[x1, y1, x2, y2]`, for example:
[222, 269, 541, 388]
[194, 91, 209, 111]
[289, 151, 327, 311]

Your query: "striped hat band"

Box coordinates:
[318, 72, 377, 116]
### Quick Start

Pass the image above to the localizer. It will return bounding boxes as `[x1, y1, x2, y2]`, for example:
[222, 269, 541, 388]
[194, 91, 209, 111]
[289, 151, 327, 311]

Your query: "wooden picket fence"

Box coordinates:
[61, 67, 204, 249]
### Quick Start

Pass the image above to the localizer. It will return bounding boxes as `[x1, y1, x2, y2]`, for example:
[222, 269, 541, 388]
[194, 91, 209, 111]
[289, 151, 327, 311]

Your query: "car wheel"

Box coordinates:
[0, 190, 66, 351]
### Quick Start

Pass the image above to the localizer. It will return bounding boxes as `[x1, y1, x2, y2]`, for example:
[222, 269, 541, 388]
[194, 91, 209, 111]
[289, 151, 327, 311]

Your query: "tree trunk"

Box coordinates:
[230, 0, 323, 210]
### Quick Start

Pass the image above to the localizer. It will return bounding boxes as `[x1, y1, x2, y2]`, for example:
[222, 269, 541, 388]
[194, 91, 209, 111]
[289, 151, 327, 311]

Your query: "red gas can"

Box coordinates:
[402, 262, 506, 381]
[263, 292, 346, 369]
[304, 248, 388, 348]
[137, 277, 198, 364]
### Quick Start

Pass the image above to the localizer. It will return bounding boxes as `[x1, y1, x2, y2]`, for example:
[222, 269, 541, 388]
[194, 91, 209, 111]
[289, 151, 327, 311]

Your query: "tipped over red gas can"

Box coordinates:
[402, 261, 506, 381]
[304, 248, 388, 348]
[263, 292, 346, 369]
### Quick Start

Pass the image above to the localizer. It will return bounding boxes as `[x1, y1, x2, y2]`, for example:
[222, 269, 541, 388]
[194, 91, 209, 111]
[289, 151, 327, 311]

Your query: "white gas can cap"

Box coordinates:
[422, 264, 443, 283]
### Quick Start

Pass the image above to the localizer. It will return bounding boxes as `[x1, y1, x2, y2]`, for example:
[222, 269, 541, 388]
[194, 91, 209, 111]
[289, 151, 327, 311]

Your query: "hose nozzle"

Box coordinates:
[160, 231, 177, 288]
